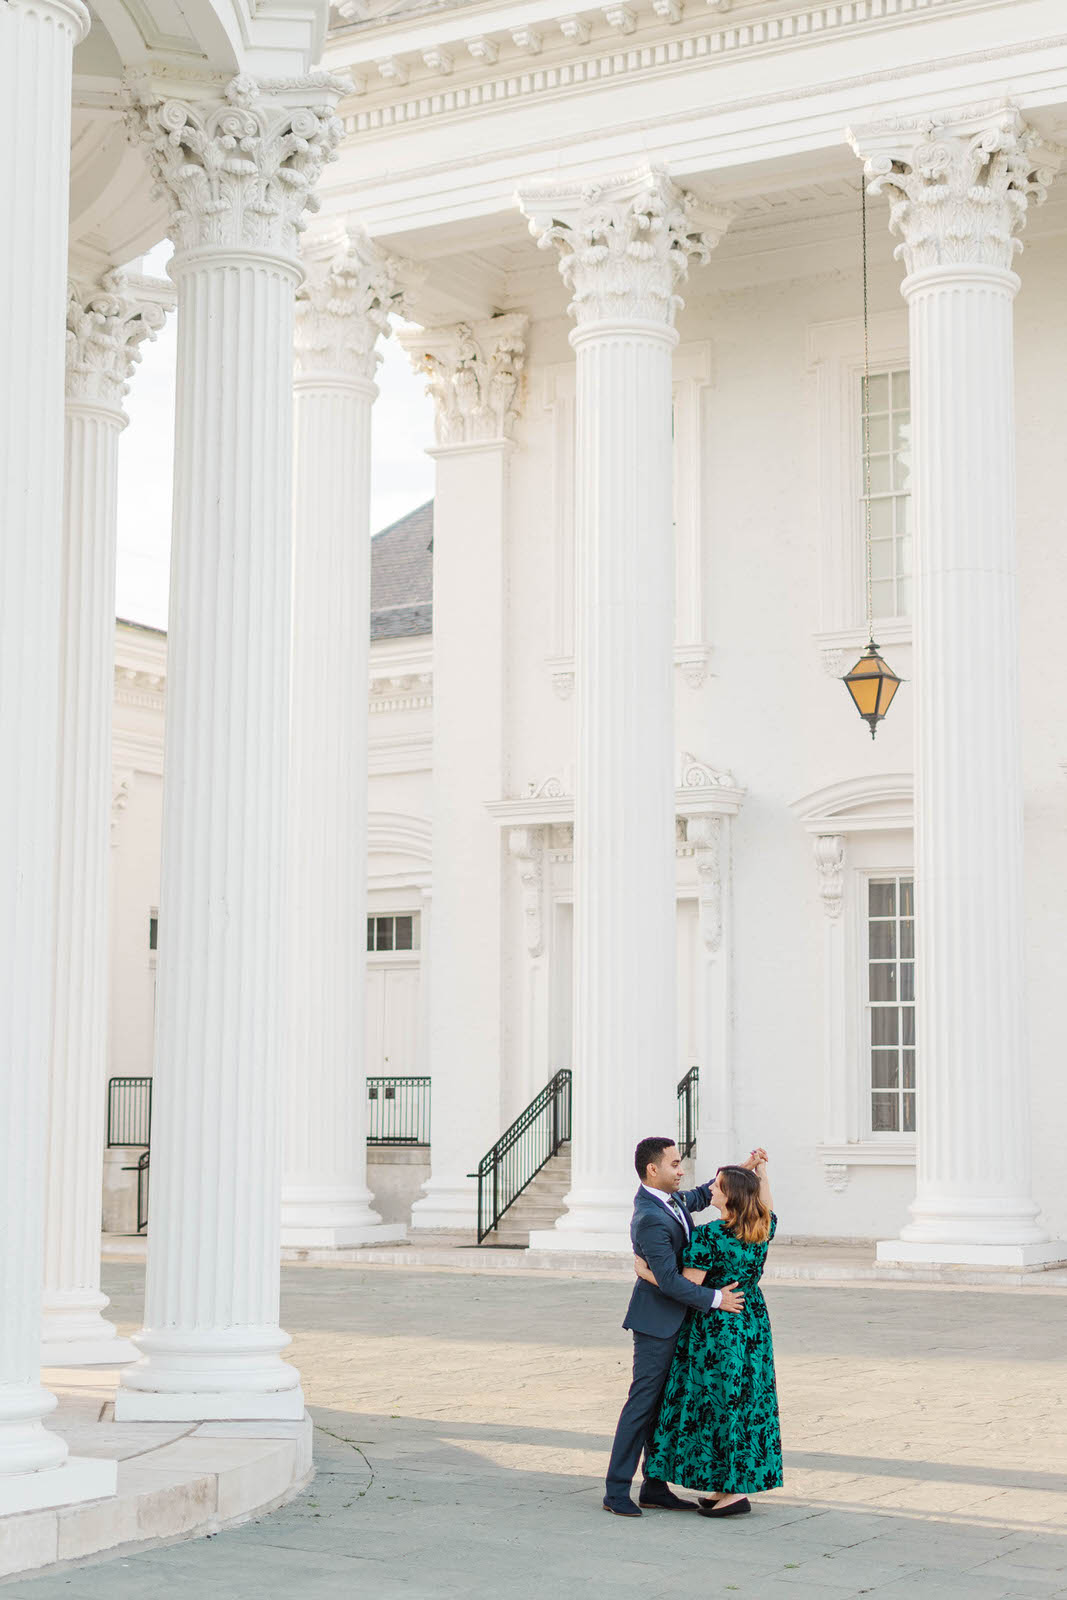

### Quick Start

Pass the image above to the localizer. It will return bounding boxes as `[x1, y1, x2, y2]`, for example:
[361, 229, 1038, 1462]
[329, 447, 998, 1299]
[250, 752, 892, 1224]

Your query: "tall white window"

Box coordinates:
[860, 369, 912, 620]
[867, 876, 915, 1133]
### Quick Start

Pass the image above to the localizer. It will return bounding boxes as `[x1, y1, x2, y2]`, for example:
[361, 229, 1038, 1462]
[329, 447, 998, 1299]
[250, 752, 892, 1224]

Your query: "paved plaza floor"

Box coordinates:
[4, 1260, 1065, 1599]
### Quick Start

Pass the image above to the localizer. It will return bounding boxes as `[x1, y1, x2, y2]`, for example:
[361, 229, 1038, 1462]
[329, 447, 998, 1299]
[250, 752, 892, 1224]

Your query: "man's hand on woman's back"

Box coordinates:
[718, 1282, 745, 1314]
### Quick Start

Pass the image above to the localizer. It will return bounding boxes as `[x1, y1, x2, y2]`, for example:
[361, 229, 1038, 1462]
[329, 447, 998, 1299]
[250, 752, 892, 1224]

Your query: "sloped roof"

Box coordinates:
[371, 500, 433, 640]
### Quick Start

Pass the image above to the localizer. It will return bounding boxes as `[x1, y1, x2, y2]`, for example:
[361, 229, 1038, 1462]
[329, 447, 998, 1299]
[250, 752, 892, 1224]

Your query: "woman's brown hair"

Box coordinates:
[716, 1165, 772, 1244]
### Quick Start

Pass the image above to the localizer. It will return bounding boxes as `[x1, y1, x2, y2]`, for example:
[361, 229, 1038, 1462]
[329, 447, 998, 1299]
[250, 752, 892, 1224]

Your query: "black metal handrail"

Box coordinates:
[367, 1076, 430, 1145]
[471, 1069, 572, 1244]
[107, 1076, 152, 1147]
[677, 1065, 699, 1159]
[121, 1149, 150, 1234]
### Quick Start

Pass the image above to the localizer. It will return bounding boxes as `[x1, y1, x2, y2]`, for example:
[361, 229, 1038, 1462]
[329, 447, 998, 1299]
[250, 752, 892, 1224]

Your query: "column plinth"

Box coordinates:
[43, 276, 164, 1368]
[850, 105, 1066, 1268]
[0, 0, 116, 1508]
[518, 168, 730, 1251]
[281, 226, 410, 1250]
[117, 74, 345, 1419]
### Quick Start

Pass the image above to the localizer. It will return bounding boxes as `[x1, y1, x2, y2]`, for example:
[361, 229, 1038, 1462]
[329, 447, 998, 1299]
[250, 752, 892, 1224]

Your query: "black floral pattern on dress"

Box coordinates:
[645, 1213, 783, 1496]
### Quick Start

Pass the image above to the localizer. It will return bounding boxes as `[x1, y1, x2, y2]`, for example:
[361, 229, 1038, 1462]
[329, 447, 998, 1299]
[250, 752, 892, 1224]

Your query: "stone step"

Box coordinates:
[480, 1147, 571, 1248]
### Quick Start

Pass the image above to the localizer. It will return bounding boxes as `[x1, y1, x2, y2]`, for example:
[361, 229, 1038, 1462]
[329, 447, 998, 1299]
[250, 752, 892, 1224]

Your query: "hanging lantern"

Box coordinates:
[842, 177, 903, 739]
[843, 640, 901, 738]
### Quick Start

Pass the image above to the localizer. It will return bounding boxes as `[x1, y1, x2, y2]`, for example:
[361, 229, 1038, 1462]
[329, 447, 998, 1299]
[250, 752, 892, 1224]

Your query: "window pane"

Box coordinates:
[871, 539, 895, 580]
[893, 452, 912, 492]
[902, 1091, 916, 1133]
[900, 920, 914, 958]
[872, 1093, 900, 1132]
[893, 413, 911, 453]
[872, 1008, 899, 1046]
[395, 915, 413, 951]
[366, 916, 375, 952]
[869, 497, 894, 539]
[867, 413, 890, 452]
[902, 1008, 915, 1047]
[872, 1049, 899, 1089]
[892, 369, 910, 407]
[149, 915, 158, 952]
[899, 879, 914, 916]
[869, 881, 896, 917]
[900, 962, 915, 1002]
[869, 920, 896, 959]
[376, 919, 394, 951]
[902, 1048, 916, 1088]
[869, 456, 892, 494]
[863, 373, 889, 412]
[869, 963, 897, 1002]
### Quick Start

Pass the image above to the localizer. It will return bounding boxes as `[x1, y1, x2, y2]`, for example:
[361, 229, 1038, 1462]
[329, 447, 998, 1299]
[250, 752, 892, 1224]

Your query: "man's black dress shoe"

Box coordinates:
[696, 1496, 751, 1518]
[638, 1486, 697, 1511]
[602, 1498, 642, 1517]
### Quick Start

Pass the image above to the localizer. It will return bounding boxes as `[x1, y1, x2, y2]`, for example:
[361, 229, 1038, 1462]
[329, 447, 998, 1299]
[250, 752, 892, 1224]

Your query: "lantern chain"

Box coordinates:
[861, 176, 875, 647]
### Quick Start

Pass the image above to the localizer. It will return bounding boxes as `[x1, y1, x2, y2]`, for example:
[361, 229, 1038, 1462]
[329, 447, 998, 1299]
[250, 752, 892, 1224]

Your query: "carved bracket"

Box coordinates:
[814, 834, 846, 920]
[508, 825, 546, 958]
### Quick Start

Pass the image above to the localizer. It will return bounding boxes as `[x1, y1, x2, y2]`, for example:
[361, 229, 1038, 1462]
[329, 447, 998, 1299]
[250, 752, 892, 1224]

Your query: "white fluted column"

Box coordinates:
[281, 226, 408, 1249]
[42, 276, 165, 1366]
[0, 0, 117, 1511]
[116, 76, 345, 1420]
[519, 169, 730, 1250]
[401, 317, 528, 1230]
[851, 106, 1064, 1266]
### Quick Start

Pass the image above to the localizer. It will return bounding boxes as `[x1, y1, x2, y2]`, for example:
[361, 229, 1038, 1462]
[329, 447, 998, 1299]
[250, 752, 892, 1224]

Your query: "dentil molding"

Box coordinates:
[519, 166, 731, 326]
[848, 100, 1063, 275]
[124, 72, 349, 260]
[402, 314, 528, 444]
[295, 222, 418, 381]
[66, 272, 167, 414]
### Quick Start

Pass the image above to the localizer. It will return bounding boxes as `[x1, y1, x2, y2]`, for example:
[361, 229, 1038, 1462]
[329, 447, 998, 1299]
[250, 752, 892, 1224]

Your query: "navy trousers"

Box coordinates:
[604, 1330, 679, 1501]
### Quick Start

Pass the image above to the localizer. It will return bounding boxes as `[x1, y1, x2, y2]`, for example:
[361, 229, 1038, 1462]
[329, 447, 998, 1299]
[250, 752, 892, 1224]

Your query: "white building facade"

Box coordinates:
[4, 0, 1067, 1524]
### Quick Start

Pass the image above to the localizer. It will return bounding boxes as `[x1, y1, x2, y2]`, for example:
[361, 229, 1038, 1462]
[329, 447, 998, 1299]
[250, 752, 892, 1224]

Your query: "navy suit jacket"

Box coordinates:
[621, 1184, 720, 1338]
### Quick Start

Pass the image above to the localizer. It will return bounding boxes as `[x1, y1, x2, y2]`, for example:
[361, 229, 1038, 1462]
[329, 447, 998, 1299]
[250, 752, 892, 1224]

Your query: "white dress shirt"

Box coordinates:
[640, 1184, 722, 1310]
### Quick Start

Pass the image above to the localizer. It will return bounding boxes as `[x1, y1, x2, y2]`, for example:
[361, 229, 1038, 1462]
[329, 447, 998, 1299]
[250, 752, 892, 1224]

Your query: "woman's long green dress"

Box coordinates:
[646, 1214, 782, 1495]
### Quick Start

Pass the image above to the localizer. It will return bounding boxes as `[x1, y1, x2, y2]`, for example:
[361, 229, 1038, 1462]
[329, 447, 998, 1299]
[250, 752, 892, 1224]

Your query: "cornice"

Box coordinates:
[333, 0, 996, 138]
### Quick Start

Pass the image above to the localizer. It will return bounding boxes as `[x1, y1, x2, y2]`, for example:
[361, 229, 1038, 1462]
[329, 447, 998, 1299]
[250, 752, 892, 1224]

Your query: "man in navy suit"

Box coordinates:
[603, 1136, 746, 1516]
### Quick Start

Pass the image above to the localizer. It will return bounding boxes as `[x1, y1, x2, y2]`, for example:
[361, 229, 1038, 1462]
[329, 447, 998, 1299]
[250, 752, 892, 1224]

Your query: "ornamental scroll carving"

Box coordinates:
[686, 815, 723, 954]
[66, 272, 167, 414]
[848, 103, 1063, 275]
[124, 73, 348, 260]
[295, 224, 415, 382]
[402, 315, 528, 445]
[519, 166, 732, 326]
[508, 825, 545, 959]
[814, 834, 846, 921]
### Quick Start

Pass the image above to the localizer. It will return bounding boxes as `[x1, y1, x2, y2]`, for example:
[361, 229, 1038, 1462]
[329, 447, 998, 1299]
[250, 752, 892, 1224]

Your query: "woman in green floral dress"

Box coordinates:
[638, 1152, 782, 1517]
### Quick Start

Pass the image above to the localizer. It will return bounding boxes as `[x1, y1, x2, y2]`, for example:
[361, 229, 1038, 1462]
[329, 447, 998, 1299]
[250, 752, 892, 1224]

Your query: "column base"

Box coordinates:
[115, 1326, 305, 1422]
[410, 1173, 478, 1231]
[876, 1238, 1067, 1269]
[280, 1221, 407, 1249]
[41, 1292, 137, 1367]
[528, 1228, 631, 1254]
[527, 1187, 635, 1253]
[0, 1457, 116, 1517]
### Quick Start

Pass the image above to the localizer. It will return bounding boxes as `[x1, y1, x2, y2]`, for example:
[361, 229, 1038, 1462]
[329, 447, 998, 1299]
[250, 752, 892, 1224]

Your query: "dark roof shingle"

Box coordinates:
[371, 500, 433, 641]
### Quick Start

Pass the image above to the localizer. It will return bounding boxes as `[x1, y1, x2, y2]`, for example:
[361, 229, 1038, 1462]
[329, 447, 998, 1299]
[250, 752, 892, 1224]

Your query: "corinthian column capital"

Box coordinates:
[848, 101, 1063, 277]
[65, 271, 167, 416]
[518, 165, 731, 327]
[401, 314, 528, 446]
[123, 71, 348, 262]
[295, 224, 415, 383]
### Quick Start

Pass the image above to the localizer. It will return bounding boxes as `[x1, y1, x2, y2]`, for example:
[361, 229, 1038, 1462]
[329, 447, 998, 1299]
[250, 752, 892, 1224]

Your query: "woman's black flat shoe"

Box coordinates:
[697, 1497, 750, 1518]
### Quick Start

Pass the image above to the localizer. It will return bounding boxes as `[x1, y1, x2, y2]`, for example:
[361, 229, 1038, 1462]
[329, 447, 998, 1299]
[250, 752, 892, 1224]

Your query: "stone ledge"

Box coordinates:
[0, 1371, 313, 1581]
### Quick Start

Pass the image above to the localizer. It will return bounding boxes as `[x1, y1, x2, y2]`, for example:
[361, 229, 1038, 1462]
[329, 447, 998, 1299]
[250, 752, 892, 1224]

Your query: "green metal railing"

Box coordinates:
[677, 1065, 699, 1158]
[471, 1069, 571, 1244]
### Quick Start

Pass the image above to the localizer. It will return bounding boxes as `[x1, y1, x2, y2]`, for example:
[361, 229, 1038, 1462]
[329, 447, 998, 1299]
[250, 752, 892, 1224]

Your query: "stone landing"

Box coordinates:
[0, 1369, 312, 1581]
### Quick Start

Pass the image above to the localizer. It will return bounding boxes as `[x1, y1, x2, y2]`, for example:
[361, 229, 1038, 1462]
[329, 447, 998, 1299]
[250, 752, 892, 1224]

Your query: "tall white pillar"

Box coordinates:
[0, 0, 117, 1511]
[42, 275, 165, 1366]
[519, 170, 729, 1250]
[401, 317, 528, 1231]
[116, 75, 345, 1421]
[281, 225, 408, 1249]
[851, 106, 1064, 1267]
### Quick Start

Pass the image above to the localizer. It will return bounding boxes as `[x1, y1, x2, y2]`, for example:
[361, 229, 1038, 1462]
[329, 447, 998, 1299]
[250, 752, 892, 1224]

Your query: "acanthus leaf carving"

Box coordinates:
[124, 72, 349, 260]
[814, 834, 846, 921]
[518, 165, 732, 326]
[402, 314, 528, 445]
[66, 272, 167, 414]
[508, 825, 545, 959]
[295, 223, 418, 382]
[686, 814, 723, 953]
[848, 102, 1063, 276]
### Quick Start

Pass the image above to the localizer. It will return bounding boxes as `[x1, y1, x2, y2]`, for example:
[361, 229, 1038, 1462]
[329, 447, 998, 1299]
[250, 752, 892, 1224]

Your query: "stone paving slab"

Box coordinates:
[3, 1261, 1066, 1598]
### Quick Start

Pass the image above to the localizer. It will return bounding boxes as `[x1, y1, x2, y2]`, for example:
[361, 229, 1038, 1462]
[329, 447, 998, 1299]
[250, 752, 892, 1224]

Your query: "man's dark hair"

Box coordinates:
[634, 1136, 677, 1181]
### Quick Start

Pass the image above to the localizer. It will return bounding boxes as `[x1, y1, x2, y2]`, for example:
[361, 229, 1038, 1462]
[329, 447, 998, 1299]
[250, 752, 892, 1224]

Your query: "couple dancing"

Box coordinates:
[604, 1137, 781, 1519]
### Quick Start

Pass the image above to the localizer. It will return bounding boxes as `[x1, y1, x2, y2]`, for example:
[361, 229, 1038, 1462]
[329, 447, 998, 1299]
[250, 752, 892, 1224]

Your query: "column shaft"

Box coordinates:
[43, 400, 135, 1364]
[116, 253, 304, 1418]
[0, 0, 116, 1508]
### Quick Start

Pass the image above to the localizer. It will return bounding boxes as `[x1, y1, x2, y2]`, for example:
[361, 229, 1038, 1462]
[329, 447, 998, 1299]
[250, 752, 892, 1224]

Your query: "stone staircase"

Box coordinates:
[480, 1144, 571, 1248]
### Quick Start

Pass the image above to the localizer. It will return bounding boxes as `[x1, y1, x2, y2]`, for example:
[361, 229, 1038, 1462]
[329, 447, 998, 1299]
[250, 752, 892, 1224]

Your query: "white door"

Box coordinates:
[365, 963, 421, 1076]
